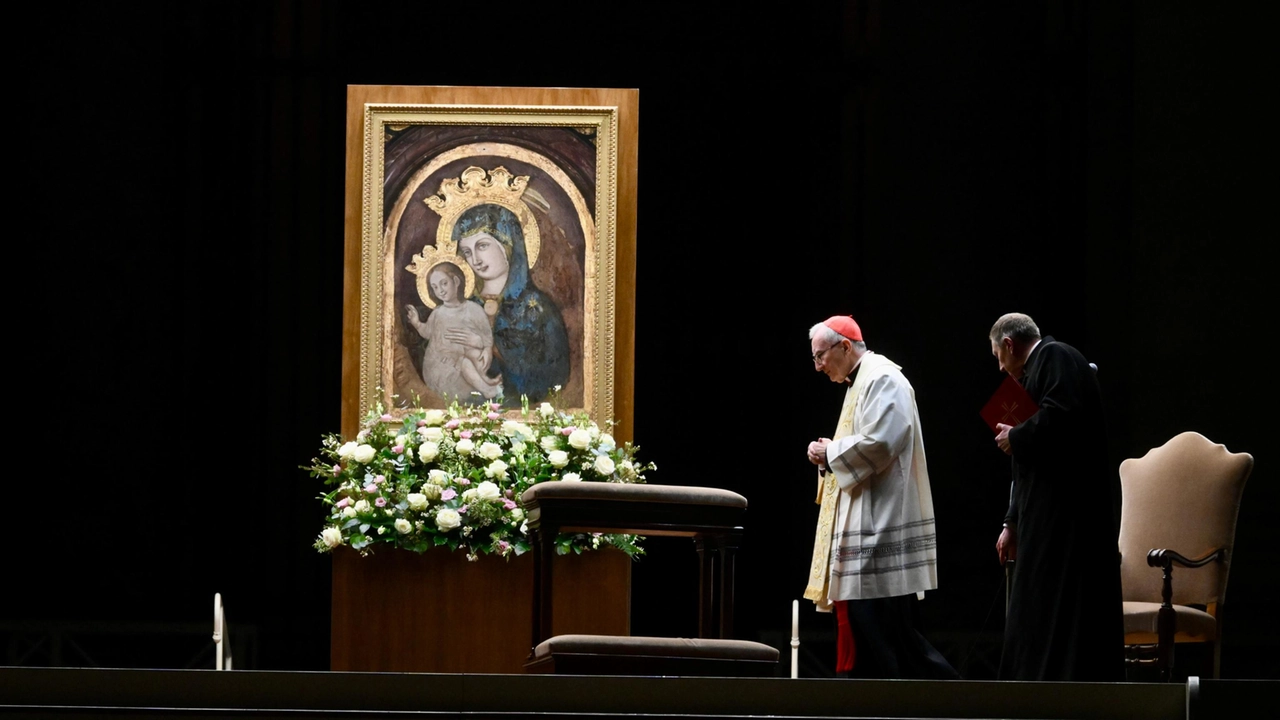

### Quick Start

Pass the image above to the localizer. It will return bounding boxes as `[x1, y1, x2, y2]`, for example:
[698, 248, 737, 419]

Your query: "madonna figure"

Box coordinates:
[451, 203, 570, 406]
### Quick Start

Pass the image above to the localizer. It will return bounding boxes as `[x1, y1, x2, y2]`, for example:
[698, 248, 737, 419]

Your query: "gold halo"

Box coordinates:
[405, 247, 476, 309]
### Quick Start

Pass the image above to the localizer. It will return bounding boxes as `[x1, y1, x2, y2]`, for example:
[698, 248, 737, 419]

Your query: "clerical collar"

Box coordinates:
[842, 356, 864, 385]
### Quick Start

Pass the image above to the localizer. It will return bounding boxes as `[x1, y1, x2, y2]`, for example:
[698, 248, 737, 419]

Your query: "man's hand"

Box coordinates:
[996, 526, 1017, 565]
[807, 438, 830, 467]
[994, 423, 1013, 455]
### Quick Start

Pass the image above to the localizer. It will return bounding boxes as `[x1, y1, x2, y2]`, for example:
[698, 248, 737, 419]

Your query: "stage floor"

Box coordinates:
[2, 666, 1273, 719]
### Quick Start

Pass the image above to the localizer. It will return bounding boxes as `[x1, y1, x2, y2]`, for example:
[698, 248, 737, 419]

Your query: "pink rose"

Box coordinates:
[331, 465, 342, 475]
[487, 412, 500, 420]
[460, 430, 473, 439]
[460, 505, 469, 513]
[502, 498, 517, 510]
[441, 489, 457, 501]
[417, 419, 426, 427]
[375, 497, 387, 507]
[457, 478, 470, 485]
[392, 445, 404, 454]
[364, 483, 377, 493]
[490, 403, 501, 412]
[381, 413, 394, 422]
[374, 475, 386, 484]
[446, 420, 460, 429]
[336, 497, 350, 508]
[561, 426, 575, 436]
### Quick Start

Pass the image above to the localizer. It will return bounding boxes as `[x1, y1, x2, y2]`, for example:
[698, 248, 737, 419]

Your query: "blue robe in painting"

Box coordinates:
[476, 220, 570, 407]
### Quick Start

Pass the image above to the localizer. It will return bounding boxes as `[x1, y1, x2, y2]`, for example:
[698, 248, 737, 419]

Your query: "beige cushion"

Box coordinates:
[521, 482, 747, 508]
[1118, 432, 1252, 606]
[532, 634, 778, 662]
[1122, 601, 1217, 641]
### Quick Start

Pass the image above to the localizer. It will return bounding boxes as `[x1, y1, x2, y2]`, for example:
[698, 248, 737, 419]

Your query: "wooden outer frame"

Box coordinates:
[342, 85, 638, 442]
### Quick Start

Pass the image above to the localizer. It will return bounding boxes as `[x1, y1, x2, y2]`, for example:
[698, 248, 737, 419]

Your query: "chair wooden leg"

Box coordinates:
[1157, 562, 1175, 682]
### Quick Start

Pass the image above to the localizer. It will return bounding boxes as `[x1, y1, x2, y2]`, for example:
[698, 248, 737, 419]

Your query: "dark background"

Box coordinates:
[12, 1, 1273, 680]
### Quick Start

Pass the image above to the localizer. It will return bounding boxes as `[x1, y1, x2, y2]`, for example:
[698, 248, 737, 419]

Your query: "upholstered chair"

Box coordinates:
[1118, 432, 1253, 681]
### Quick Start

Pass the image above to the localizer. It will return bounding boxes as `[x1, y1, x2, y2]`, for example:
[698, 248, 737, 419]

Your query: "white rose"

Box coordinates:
[456, 438, 475, 456]
[561, 472, 582, 483]
[320, 527, 343, 548]
[588, 425, 600, 440]
[418, 441, 439, 462]
[407, 493, 428, 511]
[418, 426, 444, 442]
[354, 499, 371, 513]
[510, 441, 527, 456]
[428, 469, 449, 485]
[423, 409, 446, 426]
[478, 442, 504, 460]
[593, 455, 616, 476]
[436, 508, 462, 531]
[599, 434, 616, 452]
[462, 488, 479, 502]
[352, 444, 376, 464]
[394, 519, 412, 534]
[395, 434, 409, 446]
[502, 420, 528, 438]
[419, 484, 441, 501]
[485, 460, 508, 479]
[342, 506, 357, 519]
[337, 441, 358, 459]
[568, 429, 592, 450]
[540, 435, 560, 453]
[377, 525, 387, 534]
[510, 508, 524, 522]
[618, 460, 636, 479]
[548, 450, 569, 468]
[476, 480, 501, 500]
[538, 402, 555, 418]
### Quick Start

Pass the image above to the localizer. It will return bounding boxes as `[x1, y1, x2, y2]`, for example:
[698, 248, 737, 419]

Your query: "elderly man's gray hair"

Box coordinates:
[989, 313, 1042, 344]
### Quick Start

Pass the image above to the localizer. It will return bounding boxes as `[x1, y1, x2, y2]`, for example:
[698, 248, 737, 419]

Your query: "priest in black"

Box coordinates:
[988, 312, 1125, 681]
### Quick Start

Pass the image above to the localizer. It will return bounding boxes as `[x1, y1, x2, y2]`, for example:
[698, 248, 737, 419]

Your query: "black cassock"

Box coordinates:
[999, 336, 1125, 681]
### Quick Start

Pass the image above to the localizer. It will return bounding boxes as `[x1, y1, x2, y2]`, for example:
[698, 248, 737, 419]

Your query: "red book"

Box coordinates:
[980, 375, 1039, 434]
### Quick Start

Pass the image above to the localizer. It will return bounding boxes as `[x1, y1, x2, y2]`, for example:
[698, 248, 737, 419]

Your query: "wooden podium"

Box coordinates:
[330, 546, 630, 673]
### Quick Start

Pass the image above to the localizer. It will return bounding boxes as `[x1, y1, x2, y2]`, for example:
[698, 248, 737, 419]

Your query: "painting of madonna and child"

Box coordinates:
[383, 124, 603, 415]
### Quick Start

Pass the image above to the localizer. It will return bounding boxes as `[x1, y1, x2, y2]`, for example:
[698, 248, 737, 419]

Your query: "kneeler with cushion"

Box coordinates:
[520, 482, 779, 677]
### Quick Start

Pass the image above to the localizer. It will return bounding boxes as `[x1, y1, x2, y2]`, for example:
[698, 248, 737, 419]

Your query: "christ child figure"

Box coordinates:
[405, 262, 503, 401]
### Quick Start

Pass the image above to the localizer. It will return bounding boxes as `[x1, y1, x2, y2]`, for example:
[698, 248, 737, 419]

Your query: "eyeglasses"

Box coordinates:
[811, 343, 843, 364]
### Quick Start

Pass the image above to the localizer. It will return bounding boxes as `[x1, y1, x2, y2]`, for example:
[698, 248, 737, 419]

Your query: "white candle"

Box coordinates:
[792, 599, 799, 638]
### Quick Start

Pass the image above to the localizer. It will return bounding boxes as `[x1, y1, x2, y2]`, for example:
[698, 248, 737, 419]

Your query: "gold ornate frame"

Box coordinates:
[342, 86, 638, 441]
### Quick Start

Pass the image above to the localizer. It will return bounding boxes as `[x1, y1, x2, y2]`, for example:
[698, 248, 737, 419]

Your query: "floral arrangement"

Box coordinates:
[304, 391, 656, 560]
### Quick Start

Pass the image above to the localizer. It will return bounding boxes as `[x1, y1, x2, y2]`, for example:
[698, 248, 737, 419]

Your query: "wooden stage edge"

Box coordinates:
[2, 667, 1272, 719]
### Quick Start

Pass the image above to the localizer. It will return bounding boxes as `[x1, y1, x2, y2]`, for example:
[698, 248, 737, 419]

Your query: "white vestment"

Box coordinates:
[805, 352, 939, 610]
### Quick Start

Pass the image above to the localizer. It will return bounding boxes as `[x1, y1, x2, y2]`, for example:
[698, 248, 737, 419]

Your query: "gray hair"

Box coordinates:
[809, 322, 867, 352]
[989, 313, 1041, 344]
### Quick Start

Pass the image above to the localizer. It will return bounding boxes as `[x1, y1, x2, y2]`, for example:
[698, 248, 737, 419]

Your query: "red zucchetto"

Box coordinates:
[823, 315, 863, 342]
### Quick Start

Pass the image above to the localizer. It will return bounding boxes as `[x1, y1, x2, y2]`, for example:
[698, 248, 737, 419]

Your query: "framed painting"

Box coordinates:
[341, 86, 638, 441]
